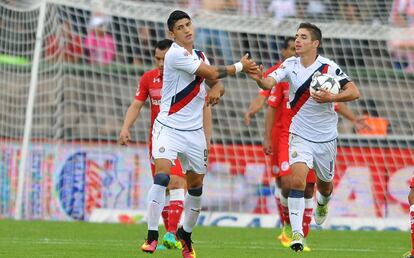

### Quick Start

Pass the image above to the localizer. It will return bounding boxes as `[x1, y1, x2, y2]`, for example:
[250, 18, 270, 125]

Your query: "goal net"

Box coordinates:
[0, 0, 413, 229]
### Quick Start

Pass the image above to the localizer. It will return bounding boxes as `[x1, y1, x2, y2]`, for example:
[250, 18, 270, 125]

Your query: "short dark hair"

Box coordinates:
[167, 10, 191, 31]
[282, 37, 295, 50]
[154, 39, 173, 53]
[298, 22, 322, 48]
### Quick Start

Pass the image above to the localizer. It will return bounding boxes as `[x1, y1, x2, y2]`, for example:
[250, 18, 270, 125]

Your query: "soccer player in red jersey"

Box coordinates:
[244, 37, 296, 242]
[119, 39, 191, 250]
[403, 178, 414, 258]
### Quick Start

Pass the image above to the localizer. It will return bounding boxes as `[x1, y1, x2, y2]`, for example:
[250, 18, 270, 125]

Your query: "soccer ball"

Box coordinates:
[310, 73, 340, 95]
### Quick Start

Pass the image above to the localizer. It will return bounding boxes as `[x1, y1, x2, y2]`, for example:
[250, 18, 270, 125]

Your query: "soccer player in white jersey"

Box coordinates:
[248, 22, 360, 252]
[140, 10, 258, 258]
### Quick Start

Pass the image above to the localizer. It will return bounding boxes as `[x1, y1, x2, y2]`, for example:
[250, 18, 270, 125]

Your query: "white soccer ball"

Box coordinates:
[310, 73, 340, 95]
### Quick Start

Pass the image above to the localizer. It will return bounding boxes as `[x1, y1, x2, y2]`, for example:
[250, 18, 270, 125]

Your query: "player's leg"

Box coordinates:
[176, 128, 207, 258]
[277, 132, 292, 247]
[278, 173, 292, 247]
[162, 162, 186, 249]
[312, 140, 336, 225]
[288, 134, 313, 252]
[142, 158, 172, 253]
[141, 122, 179, 253]
[177, 171, 204, 258]
[302, 171, 316, 252]
[403, 180, 414, 258]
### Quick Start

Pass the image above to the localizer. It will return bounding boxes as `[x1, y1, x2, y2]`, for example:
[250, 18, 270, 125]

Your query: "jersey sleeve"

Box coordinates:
[169, 48, 202, 74]
[267, 83, 284, 108]
[268, 60, 289, 84]
[135, 73, 149, 101]
[328, 61, 351, 88]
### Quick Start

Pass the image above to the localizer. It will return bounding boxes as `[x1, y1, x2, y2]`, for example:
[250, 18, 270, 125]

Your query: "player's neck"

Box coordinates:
[299, 53, 318, 68]
[175, 40, 193, 53]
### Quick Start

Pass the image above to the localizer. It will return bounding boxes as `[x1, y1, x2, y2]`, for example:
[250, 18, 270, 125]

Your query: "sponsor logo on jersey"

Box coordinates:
[151, 99, 161, 106]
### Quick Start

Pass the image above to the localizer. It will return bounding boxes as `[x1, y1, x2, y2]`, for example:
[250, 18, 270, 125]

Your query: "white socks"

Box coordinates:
[183, 193, 202, 233]
[147, 184, 167, 231]
[317, 191, 332, 206]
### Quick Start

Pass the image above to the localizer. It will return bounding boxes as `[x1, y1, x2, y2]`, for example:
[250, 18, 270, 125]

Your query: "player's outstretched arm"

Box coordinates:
[119, 100, 144, 146]
[195, 54, 258, 80]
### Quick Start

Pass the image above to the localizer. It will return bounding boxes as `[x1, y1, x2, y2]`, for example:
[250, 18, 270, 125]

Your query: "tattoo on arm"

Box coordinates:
[218, 66, 228, 79]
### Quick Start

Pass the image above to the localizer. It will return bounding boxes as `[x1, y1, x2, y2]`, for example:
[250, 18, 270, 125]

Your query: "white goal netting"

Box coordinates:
[0, 0, 413, 228]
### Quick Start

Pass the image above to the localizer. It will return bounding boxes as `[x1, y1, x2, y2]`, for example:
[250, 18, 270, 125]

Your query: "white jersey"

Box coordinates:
[156, 42, 209, 131]
[269, 55, 350, 142]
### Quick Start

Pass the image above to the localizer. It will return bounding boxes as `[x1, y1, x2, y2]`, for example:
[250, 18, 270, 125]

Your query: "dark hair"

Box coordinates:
[154, 39, 173, 53]
[167, 10, 191, 31]
[298, 22, 322, 48]
[282, 37, 295, 49]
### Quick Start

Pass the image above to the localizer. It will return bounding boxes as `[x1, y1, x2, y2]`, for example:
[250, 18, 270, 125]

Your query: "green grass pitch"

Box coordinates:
[0, 219, 409, 258]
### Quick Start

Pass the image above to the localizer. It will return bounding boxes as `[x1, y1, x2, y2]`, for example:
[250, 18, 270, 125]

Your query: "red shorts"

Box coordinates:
[276, 133, 316, 184]
[149, 140, 185, 178]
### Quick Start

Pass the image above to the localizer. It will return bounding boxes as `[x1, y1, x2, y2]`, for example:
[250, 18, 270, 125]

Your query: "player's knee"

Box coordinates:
[291, 177, 306, 191]
[154, 173, 170, 187]
[188, 186, 203, 197]
[288, 189, 304, 198]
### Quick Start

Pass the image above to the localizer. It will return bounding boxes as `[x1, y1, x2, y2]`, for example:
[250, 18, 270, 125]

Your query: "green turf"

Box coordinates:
[0, 219, 409, 258]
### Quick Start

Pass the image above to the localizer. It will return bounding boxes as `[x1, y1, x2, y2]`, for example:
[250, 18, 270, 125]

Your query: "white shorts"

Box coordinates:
[151, 120, 208, 174]
[289, 133, 337, 182]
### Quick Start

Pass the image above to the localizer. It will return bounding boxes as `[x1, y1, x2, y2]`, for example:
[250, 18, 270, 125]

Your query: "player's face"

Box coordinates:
[281, 40, 296, 60]
[154, 48, 169, 74]
[295, 28, 319, 56]
[170, 18, 194, 46]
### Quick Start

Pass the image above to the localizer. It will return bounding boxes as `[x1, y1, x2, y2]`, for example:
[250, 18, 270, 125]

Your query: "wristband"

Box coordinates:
[234, 62, 243, 73]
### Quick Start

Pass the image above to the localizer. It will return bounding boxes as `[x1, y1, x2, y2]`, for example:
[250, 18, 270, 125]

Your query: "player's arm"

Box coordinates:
[203, 103, 212, 151]
[119, 99, 145, 146]
[336, 102, 371, 131]
[244, 94, 267, 125]
[205, 79, 225, 106]
[195, 54, 258, 80]
[263, 105, 276, 155]
[313, 82, 359, 103]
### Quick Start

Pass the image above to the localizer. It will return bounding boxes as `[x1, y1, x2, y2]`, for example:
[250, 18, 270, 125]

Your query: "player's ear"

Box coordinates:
[168, 30, 175, 40]
[313, 40, 320, 48]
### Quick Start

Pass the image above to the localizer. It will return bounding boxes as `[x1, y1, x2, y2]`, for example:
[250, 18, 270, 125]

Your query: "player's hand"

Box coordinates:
[353, 116, 372, 131]
[311, 88, 334, 103]
[263, 137, 272, 155]
[119, 128, 131, 146]
[240, 53, 259, 74]
[244, 111, 253, 125]
[207, 86, 221, 106]
[247, 64, 264, 83]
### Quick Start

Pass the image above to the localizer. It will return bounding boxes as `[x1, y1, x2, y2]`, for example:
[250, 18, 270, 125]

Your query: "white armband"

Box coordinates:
[234, 62, 243, 73]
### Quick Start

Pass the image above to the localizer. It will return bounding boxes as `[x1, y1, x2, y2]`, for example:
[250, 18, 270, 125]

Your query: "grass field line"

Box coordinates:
[0, 238, 405, 254]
